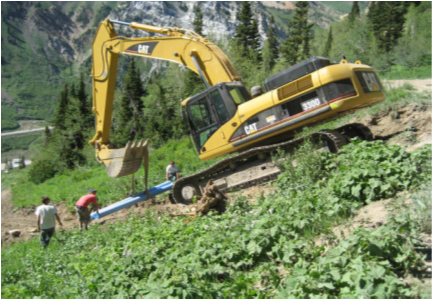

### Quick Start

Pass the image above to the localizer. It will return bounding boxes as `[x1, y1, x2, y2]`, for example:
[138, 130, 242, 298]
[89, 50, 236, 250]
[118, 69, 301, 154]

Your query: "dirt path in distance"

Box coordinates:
[382, 79, 432, 92]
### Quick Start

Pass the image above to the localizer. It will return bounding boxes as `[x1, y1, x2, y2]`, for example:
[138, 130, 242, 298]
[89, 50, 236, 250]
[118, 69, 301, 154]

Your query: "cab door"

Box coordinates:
[187, 94, 220, 152]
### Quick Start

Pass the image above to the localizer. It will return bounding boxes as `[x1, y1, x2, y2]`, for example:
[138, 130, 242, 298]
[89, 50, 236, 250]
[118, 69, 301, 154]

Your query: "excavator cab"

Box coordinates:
[184, 82, 251, 152]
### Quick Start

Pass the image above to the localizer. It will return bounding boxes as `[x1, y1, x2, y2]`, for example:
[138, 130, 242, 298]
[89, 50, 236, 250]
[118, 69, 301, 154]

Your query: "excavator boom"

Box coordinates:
[90, 19, 241, 177]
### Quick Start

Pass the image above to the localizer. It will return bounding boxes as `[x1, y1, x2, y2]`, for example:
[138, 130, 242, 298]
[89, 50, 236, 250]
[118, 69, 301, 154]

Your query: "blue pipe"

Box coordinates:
[91, 181, 174, 220]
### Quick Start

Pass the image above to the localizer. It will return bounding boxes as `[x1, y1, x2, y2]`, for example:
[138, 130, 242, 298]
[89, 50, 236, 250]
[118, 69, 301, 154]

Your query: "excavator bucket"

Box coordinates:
[102, 139, 149, 178]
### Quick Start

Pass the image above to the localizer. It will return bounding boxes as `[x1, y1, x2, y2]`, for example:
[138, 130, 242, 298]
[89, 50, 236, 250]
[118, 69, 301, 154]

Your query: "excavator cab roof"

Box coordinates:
[182, 81, 251, 107]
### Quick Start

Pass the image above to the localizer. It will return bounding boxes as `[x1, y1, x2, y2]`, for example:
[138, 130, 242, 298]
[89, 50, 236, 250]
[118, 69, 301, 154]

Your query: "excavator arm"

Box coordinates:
[90, 19, 241, 177]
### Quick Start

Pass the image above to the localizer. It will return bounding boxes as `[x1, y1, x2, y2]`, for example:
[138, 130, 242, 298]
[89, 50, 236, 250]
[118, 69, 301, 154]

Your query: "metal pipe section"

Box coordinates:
[91, 181, 174, 220]
[109, 19, 131, 26]
[191, 54, 210, 88]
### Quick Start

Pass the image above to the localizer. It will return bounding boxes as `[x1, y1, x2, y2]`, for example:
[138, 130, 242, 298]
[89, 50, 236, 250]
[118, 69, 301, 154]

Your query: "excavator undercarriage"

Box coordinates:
[173, 123, 371, 204]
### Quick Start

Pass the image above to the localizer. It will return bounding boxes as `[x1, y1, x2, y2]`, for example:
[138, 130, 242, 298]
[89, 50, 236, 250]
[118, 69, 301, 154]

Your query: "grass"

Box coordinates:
[321, 1, 368, 14]
[7, 137, 224, 209]
[1, 134, 41, 153]
[0, 105, 19, 131]
[379, 65, 432, 80]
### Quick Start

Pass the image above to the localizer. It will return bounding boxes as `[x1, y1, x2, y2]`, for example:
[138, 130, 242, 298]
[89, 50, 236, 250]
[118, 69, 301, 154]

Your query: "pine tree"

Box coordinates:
[262, 16, 279, 71]
[19, 155, 25, 169]
[368, 1, 410, 53]
[268, 16, 279, 67]
[348, 1, 361, 24]
[193, 4, 204, 36]
[43, 126, 51, 146]
[235, 1, 253, 54]
[70, 82, 77, 98]
[115, 58, 146, 146]
[323, 26, 333, 57]
[280, 1, 314, 65]
[53, 84, 69, 130]
[249, 18, 262, 62]
[234, 1, 262, 61]
[77, 73, 92, 128]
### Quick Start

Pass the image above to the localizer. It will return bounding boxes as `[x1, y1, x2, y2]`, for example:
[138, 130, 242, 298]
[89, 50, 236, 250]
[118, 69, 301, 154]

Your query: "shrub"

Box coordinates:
[28, 159, 59, 184]
[325, 140, 430, 203]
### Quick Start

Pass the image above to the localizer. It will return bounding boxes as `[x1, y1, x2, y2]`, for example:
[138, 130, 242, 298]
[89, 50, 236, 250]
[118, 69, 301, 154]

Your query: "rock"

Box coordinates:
[6, 230, 21, 237]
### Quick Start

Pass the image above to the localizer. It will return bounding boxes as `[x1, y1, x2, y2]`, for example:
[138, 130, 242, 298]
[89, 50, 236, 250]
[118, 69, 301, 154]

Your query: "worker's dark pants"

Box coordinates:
[40, 227, 55, 246]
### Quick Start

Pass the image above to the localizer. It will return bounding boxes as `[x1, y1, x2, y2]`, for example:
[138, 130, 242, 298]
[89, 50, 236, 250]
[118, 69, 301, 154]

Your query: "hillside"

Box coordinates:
[2, 91, 431, 243]
[2, 77, 432, 241]
[2, 94, 431, 297]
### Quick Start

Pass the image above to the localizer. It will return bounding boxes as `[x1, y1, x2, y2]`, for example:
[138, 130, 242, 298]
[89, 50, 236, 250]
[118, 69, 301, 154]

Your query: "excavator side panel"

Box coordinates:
[197, 64, 385, 161]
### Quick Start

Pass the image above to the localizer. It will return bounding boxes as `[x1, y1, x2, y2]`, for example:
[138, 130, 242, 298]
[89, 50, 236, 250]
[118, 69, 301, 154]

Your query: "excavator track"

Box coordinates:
[173, 128, 352, 204]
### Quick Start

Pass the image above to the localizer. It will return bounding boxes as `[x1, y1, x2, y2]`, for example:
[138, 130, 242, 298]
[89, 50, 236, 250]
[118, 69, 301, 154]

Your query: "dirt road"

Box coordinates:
[382, 79, 432, 91]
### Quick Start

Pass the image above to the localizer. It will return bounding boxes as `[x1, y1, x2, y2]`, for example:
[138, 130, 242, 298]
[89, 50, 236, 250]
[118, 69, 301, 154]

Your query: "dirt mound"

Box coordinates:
[358, 102, 432, 148]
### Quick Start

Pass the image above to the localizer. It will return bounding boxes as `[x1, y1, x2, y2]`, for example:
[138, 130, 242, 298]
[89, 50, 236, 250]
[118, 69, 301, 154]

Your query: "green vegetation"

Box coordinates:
[380, 65, 432, 80]
[322, 1, 368, 14]
[8, 137, 222, 208]
[1, 104, 19, 131]
[2, 140, 431, 298]
[263, 6, 294, 34]
[1, 135, 41, 153]
[1, 7, 69, 121]
[280, 2, 314, 65]
[311, 2, 431, 76]
[234, 1, 261, 63]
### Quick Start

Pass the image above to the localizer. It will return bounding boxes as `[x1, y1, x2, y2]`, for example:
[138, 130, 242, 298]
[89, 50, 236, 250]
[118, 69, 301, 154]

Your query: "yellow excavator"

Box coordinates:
[90, 19, 385, 203]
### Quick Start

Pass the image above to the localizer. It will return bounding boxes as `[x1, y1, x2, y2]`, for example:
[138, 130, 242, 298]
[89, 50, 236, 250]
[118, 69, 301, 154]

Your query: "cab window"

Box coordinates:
[189, 97, 216, 131]
[211, 90, 230, 124]
[188, 96, 218, 148]
[228, 85, 251, 104]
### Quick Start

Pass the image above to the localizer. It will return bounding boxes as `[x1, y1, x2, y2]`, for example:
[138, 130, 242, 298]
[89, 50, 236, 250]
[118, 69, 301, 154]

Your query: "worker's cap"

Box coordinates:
[88, 189, 97, 193]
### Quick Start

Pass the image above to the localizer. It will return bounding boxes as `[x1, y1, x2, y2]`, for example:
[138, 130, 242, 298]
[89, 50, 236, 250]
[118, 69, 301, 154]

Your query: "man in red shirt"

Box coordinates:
[75, 189, 100, 230]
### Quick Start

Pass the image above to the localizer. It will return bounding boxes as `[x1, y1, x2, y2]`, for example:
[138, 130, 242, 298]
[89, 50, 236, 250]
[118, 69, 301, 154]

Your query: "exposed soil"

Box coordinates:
[2, 80, 431, 248]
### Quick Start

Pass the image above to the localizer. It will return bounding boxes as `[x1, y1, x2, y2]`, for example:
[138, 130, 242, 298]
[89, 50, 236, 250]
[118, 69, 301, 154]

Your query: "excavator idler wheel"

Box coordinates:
[338, 123, 373, 141]
[179, 183, 201, 204]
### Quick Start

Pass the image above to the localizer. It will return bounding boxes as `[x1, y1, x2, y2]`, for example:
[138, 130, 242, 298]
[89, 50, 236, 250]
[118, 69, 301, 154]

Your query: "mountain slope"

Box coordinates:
[1, 1, 360, 131]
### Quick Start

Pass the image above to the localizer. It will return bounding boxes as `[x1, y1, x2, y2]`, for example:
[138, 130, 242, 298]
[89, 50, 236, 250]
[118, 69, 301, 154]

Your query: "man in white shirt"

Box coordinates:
[166, 161, 179, 182]
[35, 196, 62, 247]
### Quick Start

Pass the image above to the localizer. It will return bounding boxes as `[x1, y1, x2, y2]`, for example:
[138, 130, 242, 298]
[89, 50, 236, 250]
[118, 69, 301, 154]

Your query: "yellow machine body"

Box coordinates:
[90, 19, 385, 178]
[195, 63, 384, 160]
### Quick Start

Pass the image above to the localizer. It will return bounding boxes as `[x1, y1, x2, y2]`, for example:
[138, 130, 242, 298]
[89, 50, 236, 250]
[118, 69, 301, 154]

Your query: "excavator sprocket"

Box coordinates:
[173, 129, 349, 204]
[103, 139, 149, 178]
